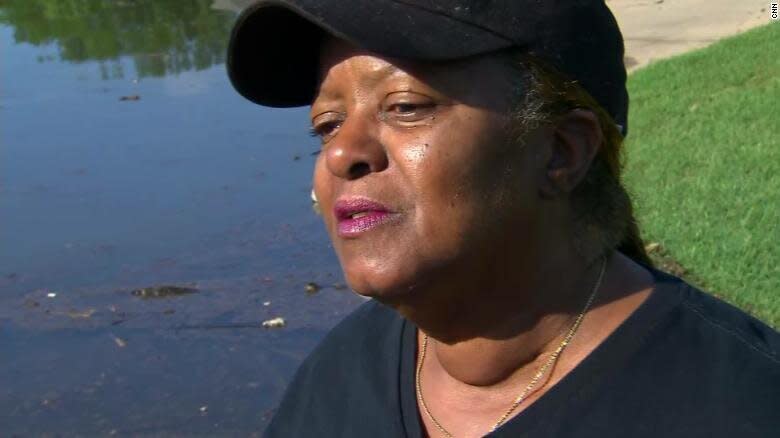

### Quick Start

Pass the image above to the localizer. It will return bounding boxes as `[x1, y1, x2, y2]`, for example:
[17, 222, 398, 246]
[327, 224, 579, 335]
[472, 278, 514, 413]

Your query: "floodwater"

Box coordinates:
[0, 0, 365, 435]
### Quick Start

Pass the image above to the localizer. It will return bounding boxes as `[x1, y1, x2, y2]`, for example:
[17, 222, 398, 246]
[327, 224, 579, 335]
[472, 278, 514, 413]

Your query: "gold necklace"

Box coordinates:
[415, 257, 607, 437]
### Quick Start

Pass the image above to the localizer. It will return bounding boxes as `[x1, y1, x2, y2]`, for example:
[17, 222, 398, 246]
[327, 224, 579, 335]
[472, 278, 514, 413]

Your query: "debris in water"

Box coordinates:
[111, 335, 127, 348]
[262, 317, 285, 328]
[67, 308, 96, 319]
[262, 301, 271, 306]
[332, 283, 348, 290]
[131, 285, 198, 299]
[292, 154, 301, 161]
[163, 309, 175, 315]
[119, 95, 140, 101]
[47, 292, 57, 298]
[199, 405, 208, 414]
[304, 282, 321, 294]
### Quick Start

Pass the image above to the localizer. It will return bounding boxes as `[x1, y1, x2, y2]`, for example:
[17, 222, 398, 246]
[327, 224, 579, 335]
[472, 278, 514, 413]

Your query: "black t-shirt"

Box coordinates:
[264, 267, 780, 437]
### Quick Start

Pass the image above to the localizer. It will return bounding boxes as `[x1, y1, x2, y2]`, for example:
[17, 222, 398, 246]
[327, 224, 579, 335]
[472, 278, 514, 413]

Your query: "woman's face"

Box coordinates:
[311, 38, 550, 301]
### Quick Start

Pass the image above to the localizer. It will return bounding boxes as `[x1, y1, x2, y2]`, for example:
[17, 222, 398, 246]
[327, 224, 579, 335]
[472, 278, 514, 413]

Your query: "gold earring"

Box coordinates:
[311, 189, 321, 216]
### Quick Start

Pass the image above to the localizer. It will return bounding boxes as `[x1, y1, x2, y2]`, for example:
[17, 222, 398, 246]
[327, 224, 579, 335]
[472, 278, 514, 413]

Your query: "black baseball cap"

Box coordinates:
[227, 0, 629, 135]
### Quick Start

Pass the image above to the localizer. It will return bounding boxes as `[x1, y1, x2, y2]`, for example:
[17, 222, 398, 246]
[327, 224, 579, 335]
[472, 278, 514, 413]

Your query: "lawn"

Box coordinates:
[623, 23, 779, 328]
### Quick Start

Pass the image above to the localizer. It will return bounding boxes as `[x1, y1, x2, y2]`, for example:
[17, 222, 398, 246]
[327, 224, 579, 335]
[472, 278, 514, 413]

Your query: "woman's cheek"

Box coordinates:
[399, 141, 429, 165]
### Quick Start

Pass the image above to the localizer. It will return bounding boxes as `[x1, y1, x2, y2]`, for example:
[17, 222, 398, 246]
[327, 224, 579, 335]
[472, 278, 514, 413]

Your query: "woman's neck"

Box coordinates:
[430, 253, 607, 386]
[407, 251, 655, 438]
[428, 312, 584, 386]
[385, 249, 654, 389]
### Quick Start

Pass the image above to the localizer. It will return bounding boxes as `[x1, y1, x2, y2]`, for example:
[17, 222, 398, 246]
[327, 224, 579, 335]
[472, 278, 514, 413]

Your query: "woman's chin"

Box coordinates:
[338, 252, 446, 307]
[343, 270, 423, 304]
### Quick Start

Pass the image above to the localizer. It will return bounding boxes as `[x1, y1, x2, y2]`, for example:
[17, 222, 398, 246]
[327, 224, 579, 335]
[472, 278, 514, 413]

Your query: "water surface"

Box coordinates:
[0, 1, 364, 434]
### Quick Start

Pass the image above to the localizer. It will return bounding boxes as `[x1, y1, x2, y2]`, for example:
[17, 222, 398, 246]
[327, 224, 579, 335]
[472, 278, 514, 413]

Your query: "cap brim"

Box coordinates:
[227, 0, 513, 107]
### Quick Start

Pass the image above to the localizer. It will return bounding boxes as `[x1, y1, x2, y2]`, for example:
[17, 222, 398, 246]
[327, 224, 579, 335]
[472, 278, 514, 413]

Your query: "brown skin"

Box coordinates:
[310, 37, 654, 437]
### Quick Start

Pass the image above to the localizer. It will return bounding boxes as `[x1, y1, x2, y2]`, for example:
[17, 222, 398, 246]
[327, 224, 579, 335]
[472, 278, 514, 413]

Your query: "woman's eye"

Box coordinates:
[385, 102, 435, 121]
[391, 103, 419, 114]
[390, 102, 433, 113]
[309, 120, 342, 142]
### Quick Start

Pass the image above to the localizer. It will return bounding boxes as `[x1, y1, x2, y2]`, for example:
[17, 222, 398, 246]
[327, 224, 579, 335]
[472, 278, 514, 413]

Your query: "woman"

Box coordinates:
[227, 1, 779, 437]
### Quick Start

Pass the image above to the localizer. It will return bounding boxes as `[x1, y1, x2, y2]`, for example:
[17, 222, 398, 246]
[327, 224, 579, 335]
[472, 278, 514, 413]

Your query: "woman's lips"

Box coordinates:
[333, 197, 400, 238]
[337, 211, 400, 237]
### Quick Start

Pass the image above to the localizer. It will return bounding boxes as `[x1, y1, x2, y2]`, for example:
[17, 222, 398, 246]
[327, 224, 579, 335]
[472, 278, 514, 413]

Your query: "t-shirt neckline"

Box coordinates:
[398, 264, 686, 437]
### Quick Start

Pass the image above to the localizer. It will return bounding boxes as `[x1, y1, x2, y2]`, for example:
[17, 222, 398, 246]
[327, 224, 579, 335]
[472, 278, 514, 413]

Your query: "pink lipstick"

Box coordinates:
[334, 198, 400, 238]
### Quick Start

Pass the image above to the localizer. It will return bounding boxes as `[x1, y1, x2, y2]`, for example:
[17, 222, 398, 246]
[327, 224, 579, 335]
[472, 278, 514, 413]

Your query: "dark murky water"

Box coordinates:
[0, 1, 365, 435]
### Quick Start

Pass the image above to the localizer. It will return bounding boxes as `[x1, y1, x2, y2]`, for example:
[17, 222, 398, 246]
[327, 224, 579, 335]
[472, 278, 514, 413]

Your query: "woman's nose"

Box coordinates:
[324, 114, 389, 180]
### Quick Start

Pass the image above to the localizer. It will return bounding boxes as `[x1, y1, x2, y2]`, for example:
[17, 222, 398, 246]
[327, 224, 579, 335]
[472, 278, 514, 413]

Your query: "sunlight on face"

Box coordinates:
[311, 38, 547, 302]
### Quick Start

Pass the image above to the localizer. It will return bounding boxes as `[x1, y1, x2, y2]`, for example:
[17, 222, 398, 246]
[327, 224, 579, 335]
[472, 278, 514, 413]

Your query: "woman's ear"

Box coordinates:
[541, 109, 603, 197]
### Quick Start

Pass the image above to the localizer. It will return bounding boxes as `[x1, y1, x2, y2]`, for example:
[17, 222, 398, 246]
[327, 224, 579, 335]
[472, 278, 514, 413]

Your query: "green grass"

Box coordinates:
[623, 23, 780, 328]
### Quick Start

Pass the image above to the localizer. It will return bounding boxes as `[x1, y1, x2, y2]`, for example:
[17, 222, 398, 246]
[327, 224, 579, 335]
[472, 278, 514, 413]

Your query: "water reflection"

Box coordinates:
[1, 0, 365, 435]
[0, 0, 234, 79]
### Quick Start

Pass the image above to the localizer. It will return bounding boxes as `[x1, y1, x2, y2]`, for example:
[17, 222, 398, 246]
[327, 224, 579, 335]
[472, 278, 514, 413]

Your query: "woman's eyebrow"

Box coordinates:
[311, 63, 404, 117]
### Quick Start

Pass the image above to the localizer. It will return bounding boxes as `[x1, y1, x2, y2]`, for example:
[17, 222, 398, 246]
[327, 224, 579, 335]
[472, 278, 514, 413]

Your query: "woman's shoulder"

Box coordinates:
[650, 266, 779, 365]
[289, 298, 406, 382]
[314, 298, 405, 354]
[289, 299, 406, 380]
[504, 267, 780, 438]
[264, 299, 409, 436]
[631, 268, 779, 426]
[626, 269, 780, 434]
